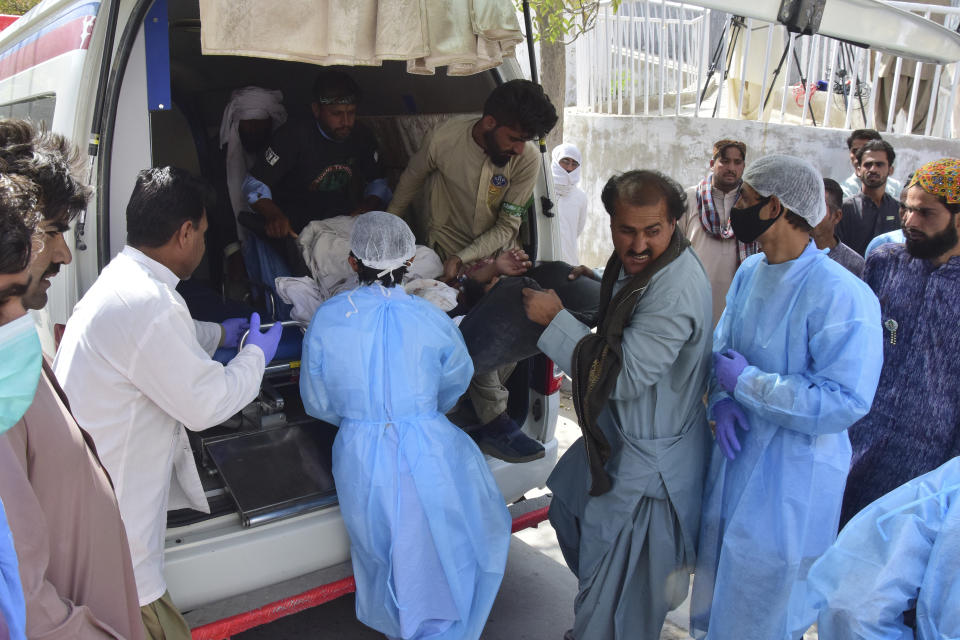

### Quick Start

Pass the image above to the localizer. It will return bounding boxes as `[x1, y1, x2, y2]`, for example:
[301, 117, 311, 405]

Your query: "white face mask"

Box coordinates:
[0, 313, 42, 433]
[551, 145, 582, 190]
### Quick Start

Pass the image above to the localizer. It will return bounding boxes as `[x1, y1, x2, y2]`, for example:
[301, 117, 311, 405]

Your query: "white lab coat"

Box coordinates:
[53, 247, 265, 606]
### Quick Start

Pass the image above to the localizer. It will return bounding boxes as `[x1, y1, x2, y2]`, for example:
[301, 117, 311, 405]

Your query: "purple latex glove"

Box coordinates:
[244, 312, 283, 363]
[220, 317, 250, 349]
[714, 349, 748, 394]
[712, 398, 751, 461]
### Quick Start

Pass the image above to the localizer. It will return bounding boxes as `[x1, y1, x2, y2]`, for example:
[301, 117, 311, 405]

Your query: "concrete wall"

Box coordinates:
[564, 111, 960, 267]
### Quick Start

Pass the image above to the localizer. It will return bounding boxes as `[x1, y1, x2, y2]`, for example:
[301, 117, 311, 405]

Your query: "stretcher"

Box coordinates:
[194, 321, 339, 529]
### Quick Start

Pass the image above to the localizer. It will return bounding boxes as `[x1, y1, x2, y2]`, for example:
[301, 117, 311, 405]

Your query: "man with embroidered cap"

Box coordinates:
[841, 158, 960, 527]
[679, 138, 753, 325]
[521, 170, 713, 640]
[690, 154, 883, 640]
[388, 79, 558, 463]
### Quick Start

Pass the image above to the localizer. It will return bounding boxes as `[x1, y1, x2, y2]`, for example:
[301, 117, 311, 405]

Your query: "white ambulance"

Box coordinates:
[0, 0, 564, 625]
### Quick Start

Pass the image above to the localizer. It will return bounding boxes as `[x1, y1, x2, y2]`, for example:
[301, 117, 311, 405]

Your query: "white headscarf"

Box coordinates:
[551, 143, 582, 195]
[219, 87, 287, 225]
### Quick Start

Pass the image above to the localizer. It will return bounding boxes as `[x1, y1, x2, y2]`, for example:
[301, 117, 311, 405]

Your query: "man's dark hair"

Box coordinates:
[712, 139, 747, 161]
[126, 166, 215, 248]
[855, 139, 895, 166]
[0, 209, 31, 275]
[601, 170, 687, 222]
[312, 70, 362, 105]
[349, 251, 407, 287]
[784, 210, 813, 232]
[0, 119, 91, 225]
[483, 80, 558, 140]
[845, 128, 882, 150]
[0, 174, 41, 274]
[823, 177, 844, 212]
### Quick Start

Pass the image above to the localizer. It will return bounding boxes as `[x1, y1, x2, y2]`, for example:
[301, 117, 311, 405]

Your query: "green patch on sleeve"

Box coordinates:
[502, 201, 526, 218]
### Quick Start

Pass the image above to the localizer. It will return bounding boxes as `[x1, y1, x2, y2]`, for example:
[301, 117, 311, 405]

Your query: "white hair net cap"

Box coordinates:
[741, 154, 826, 227]
[351, 211, 416, 273]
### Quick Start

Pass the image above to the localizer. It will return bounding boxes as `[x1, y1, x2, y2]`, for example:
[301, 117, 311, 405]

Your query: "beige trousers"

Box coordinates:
[141, 590, 191, 640]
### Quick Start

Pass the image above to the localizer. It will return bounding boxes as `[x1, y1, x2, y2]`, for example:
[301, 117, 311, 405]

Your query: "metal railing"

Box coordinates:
[575, 0, 709, 116]
[574, 0, 960, 139]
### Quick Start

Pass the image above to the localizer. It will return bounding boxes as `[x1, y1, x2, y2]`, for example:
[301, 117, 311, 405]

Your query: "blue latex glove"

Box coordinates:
[714, 349, 749, 394]
[712, 398, 751, 461]
[220, 317, 250, 349]
[244, 312, 283, 364]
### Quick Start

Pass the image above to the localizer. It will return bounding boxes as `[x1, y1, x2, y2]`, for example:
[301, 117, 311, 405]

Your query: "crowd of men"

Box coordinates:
[0, 67, 958, 640]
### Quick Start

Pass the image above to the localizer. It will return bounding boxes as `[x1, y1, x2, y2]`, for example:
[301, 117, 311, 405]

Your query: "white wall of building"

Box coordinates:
[564, 111, 960, 267]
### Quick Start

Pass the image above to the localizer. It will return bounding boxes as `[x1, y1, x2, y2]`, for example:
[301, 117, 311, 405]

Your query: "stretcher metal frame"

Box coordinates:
[238, 320, 305, 375]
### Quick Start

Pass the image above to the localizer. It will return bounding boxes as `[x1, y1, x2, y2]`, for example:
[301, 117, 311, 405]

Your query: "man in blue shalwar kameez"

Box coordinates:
[300, 211, 510, 640]
[841, 158, 960, 528]
[690, 155, 883, 640]
[522, 170, 713, 640]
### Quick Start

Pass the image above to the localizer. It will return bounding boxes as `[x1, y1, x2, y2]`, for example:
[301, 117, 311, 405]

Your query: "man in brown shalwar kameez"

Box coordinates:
[0, 120, 144, 639]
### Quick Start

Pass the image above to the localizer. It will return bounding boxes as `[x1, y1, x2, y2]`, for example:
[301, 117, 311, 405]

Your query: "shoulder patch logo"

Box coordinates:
[491, 174, 508, 187]
[265, 147, 279, 166]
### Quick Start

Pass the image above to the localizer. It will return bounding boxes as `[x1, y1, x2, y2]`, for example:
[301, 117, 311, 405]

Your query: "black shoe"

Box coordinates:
[474, 413, 545, 463]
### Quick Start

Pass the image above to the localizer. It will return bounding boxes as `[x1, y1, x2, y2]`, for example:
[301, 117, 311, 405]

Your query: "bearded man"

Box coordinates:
[841, 158, 960, 527]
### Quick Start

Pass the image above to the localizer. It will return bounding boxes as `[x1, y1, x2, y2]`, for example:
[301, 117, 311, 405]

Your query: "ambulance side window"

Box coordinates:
[0, 94, 56, 130]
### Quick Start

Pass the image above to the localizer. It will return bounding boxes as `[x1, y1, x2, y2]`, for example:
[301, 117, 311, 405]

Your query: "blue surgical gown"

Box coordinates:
[690, 240, 883, 640]
[300, 284, 510, 640]
[0, 497, 26, 639]
[808, 456, 960, 640]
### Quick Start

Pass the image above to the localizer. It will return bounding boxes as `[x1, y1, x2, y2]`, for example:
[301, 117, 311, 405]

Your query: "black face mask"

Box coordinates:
[730, 196, 778, 244]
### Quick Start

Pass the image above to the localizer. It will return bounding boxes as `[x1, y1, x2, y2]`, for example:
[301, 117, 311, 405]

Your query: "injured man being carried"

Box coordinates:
[277, 215, 602, 361]
[276, 214, 453, 322]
